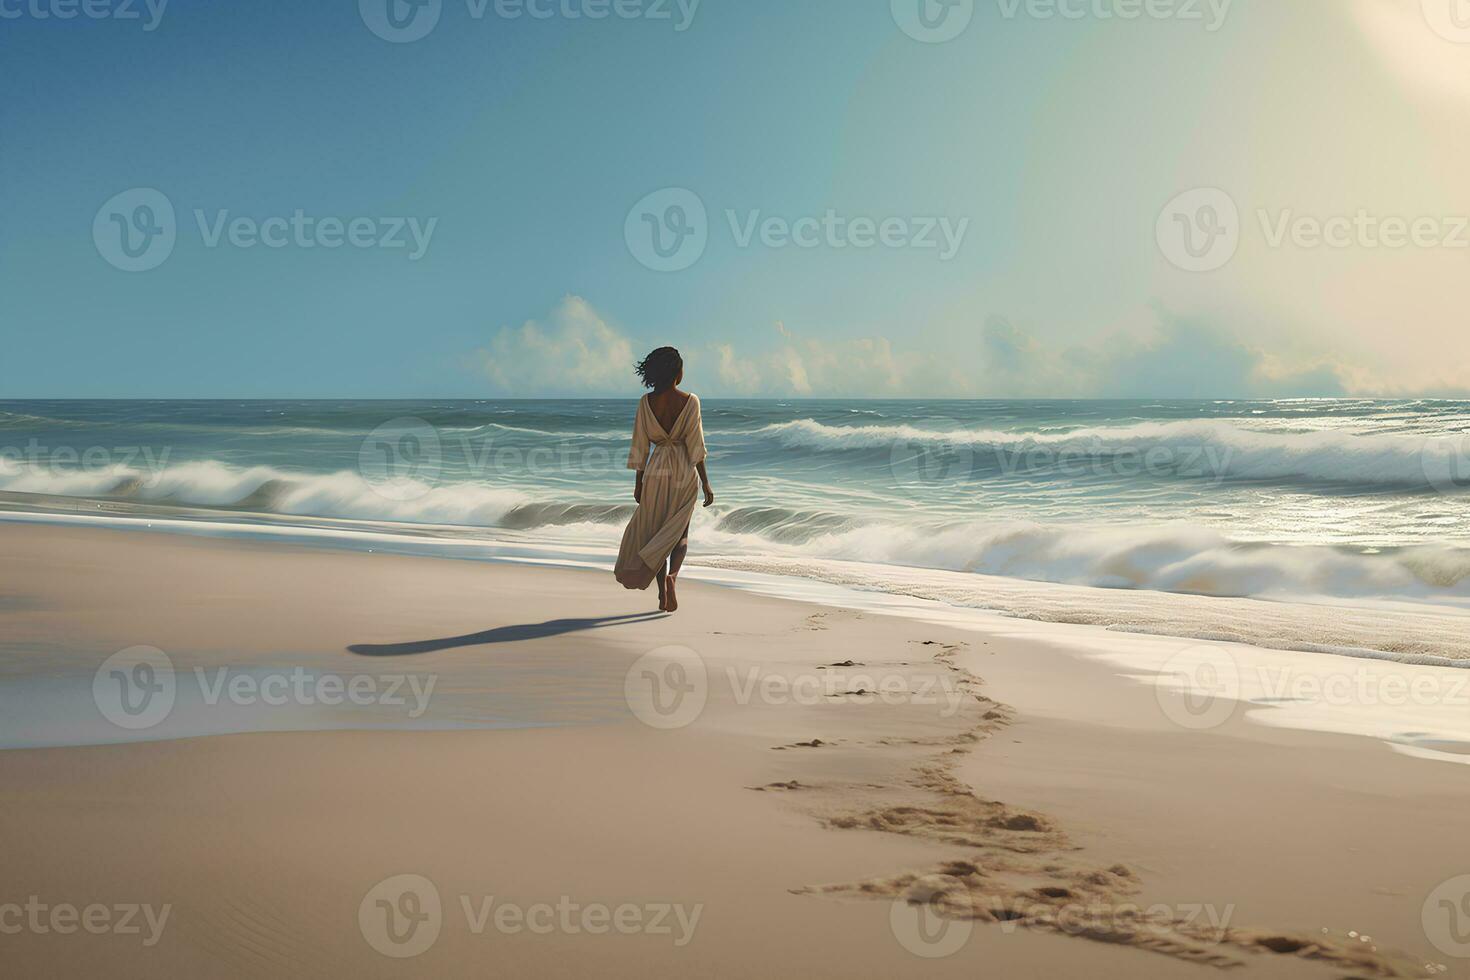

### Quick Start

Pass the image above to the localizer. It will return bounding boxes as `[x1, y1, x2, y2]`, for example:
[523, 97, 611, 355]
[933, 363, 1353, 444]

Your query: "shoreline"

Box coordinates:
[0, 522, 1464, 976]
[4, 507, 1470, 763]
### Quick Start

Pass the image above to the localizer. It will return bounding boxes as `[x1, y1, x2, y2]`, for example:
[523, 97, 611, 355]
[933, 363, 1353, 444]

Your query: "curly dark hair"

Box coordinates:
[634, 347, 683, 392]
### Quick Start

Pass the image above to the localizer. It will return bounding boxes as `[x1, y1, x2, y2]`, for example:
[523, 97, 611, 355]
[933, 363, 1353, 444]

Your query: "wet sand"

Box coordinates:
[0, 523, 1461, 978]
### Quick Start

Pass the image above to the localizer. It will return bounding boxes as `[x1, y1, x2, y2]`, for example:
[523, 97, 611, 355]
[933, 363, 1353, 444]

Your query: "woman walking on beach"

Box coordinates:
[614, 347, 715, 611]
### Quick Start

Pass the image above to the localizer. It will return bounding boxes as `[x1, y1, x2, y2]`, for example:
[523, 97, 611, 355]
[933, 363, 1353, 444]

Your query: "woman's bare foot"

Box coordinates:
[657, 575, 668, 612]
[664, 575, 679, 612]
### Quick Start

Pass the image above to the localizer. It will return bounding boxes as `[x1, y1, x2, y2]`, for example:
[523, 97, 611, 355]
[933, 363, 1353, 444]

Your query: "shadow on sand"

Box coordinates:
[347, 611, 668, 657]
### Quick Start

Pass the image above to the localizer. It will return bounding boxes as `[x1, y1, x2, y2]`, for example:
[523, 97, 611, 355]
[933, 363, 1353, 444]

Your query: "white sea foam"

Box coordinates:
[7, 501, 1470, 668]
[689, 553, 1470, 663]
[4, 455, 1470, 606]
[0, 457, 528, 527]
[688, 519, 1470, 603]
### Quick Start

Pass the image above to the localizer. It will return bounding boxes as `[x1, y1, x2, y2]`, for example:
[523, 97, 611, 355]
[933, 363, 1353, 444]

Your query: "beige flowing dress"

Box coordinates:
[614, 393, 707, 590]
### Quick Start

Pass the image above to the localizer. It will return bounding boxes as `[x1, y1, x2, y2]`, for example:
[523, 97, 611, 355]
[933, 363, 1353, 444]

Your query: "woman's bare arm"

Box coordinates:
[696, 461, 714, 507]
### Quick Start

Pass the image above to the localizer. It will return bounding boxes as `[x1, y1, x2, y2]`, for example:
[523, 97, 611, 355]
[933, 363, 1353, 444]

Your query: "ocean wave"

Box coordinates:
[685, 518, 1470, 601]
[5, 453, 1470, 605]
[0, 458, 528, 527]
[499, 501, 632, 529]
[0, 411, 93, 430]
[479, 422, 627, 440]
[749, 419, 1470, 488]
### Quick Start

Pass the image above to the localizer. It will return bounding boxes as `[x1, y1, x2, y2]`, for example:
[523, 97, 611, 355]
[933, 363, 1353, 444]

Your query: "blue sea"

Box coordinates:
[4, 397, 1470, 658]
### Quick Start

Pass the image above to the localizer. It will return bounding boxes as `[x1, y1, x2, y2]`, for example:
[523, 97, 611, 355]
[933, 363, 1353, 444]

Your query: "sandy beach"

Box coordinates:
[0, 521, 1462, 978]
[14, 0, 1470, 973]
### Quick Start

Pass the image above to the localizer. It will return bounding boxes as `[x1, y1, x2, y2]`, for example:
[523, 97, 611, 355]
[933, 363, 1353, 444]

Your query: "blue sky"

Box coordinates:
[3, 0, 1469, 397]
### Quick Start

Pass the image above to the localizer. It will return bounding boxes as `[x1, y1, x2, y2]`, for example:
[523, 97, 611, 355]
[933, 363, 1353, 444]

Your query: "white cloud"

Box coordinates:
[471, 296, 636, 396]
[960, 310, 1361, 399]
[712, 343, 761, 394]
[468, 297, 1451, 399]
[472, 302, 946, 398]
[735, 325, 929, 397]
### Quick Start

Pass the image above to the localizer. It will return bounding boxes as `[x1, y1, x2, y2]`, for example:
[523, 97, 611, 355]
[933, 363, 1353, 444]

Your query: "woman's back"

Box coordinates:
[646, 387, 692, 435]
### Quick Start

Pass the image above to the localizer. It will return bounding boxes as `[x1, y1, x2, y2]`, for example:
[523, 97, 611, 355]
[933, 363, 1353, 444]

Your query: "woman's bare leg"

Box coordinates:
[669, 532, 690, 579]
[665, 526, 690, 612]
[656, 562, 668, 611]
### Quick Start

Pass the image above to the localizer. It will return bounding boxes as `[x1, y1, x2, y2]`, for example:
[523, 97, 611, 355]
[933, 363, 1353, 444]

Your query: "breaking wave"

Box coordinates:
[0, 458, 529, 527]
[3, 454, 1470, 604]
